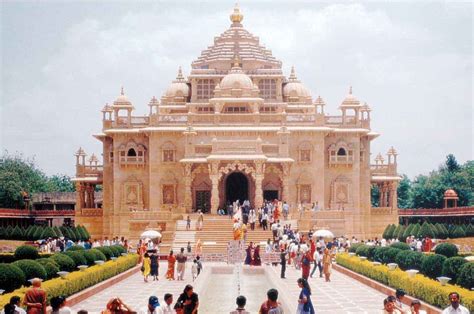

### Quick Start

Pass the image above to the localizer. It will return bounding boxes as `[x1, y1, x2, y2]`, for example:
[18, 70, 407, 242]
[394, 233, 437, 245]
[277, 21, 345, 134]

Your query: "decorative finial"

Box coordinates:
[230, 3, 243, 24]
[176, 66, 184, 80]
[349, 86, 352, 95]
[289, 66, 298, 81]
[121, 86, 124, 96]
[232, 54, 241, 68]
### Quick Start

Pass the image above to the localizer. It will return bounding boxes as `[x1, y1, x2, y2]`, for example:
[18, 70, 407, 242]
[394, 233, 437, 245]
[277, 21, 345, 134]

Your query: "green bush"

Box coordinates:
[383, 248, 402, 264]
[355, 244, 370, 257]
[348, 243, 364, 253]
[96, 247, 113, 260]
[67, 245, 85, 251]
[49, 254, 76, 272]
[4, 226, 13, 239]
[390, 242, 411, 251]
[451, 226, 466, 238]
[14, 245, 39, 260]
[421, 254, 447, 279]
[434, 243, 458, 258]
[402, 224, 414, 242]
[373, 247, 390, 263]
[108, 246, 120, 257]
[396, 226, 407, 242]
[90, 249, 107, 262]
[35, 259, 60, 280]
[0, 264, 25, 292]
[11, 260, 47, 284]
[41, 227, 58, 239]
[32, 227, 43, 240]
[64, 251, 88, 267]
[396, 250, 425, 270]
[113, 245, 126, 255]
[382, 224, 395, 240]
[466, 224, 474, 237]
[442, 257, 467, 282]
[11, 226, 23, 240]
[53, 226, 64, 238]
[457, 262, 474, 290]
[82, 250, 97, 265]
[0, 227, 5, 239]
[417, 222, 435, 239]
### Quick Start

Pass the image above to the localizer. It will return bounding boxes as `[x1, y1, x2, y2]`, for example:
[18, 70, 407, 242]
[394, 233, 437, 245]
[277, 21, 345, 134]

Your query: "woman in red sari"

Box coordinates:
[301, 250, 312, 280]
[166, 250, 176, 280]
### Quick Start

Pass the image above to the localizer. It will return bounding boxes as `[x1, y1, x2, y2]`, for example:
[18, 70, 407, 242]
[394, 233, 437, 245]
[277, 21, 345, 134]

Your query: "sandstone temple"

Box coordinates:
[73, 5, 401, 241]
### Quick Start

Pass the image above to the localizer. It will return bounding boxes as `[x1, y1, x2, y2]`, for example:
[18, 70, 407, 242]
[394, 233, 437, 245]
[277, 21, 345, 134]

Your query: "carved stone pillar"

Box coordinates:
[378, 183, 384, 207]
[282, 163, 291, 203]
[254, 161, 265, 208]
[184, 163, 192, 211]
[209, 162, 220, 214]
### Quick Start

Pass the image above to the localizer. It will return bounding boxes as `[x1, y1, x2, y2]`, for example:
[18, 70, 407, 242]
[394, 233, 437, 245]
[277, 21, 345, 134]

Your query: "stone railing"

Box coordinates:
[0, 209, 75, 217]
[371, 207, 396, 214]
[399, 207, 474, 217]
[32, 192, 77, 203]
[80, 208, 103, 217]
[129, 210, 173, 221]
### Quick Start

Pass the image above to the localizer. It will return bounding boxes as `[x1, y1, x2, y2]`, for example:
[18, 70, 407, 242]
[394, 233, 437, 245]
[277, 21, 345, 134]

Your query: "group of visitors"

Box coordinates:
[185, 211, 204, 231]
[382, 290, 470, 314]
[37, 236, 130, 253]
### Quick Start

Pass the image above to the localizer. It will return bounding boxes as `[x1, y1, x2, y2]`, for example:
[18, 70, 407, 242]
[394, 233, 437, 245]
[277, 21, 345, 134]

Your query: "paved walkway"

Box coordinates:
[72, 262, 386, 314]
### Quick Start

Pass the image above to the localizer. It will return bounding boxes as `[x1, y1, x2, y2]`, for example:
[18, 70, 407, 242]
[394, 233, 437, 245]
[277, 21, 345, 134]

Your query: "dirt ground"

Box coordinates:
[443, 237, 474, 253]
[0, 240, 27, 252]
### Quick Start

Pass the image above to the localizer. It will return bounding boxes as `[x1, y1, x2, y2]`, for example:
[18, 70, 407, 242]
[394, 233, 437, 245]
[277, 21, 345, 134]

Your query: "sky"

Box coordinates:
[1, 0, 472, 178]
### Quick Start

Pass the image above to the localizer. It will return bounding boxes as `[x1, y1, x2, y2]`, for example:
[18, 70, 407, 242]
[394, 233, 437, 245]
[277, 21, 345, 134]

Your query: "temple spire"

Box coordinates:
[349, 86, 352, 95]
[121, 86, 125, 95]
[289, 66, 298, 81]
[230, 3, 243, 25]
[176, 66, 184, 81]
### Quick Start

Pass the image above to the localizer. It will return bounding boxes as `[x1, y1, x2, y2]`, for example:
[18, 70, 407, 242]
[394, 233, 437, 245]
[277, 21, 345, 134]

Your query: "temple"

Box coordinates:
[73, 5, 401, 240]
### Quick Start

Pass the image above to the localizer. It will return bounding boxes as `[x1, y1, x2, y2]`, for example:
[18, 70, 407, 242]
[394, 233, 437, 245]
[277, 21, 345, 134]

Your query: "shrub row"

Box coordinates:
[0, 245, 127, 291]
[353, 243, 472, 289]
[336, 253, 473, 310]
[0, 225, 90, 241]
[382, 222, 474, 241]
[0, 254, 138, 310]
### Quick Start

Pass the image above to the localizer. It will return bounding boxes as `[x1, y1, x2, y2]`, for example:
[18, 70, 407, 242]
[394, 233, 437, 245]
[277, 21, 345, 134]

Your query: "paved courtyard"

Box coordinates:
[72, 262, 386, 314]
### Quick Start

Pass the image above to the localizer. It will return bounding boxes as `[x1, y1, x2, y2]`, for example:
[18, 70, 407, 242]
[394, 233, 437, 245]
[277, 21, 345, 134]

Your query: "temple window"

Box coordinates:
[224, 106, 248, 113]
[260, 106, 276, 113]
[197, 106, 214, 113]
[337, 148, 346, 156]
[197, 79, 215, 100]
[109, 151, 114, 163]
[118, 141, 146, 166]
[298, 141, 313, 162]
[163, 150, 175, 162]
[127, 148, 137, 157]
[258, 79, 277, 100]
[329, 142, 354, 166]
[300, 185, 311, 203]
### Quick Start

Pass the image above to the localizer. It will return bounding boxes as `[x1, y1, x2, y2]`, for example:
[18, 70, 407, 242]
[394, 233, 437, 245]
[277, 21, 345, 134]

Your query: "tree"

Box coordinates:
[445, 154, 460, 172]
[47, 175, 75, 192]
[417, 222, 435, 238]
[371, 185, 379, 207]
[397, 175, 412, 208]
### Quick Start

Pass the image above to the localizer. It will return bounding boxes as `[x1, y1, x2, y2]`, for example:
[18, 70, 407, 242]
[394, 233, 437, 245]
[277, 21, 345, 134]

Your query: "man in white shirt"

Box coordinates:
[442, 292, 470, 314]
[142, 296, 162, 314]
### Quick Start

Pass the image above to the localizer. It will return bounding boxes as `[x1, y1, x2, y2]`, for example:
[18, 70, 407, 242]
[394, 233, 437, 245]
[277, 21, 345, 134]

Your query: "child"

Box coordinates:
[186, 215, 191, 231]
[191, 259, 198, 281]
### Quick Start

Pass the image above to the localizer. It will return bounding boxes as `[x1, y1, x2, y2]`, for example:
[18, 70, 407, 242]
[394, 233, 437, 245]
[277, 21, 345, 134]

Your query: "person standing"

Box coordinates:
[176, 285, 199, 314]
[282, 201, 289, 220]
[296, 278, 314, 314]
[150, 250, 159, 281]
[142, 253, 151, 282]
[186, 216, 191, 231]
[3, 296, 26, 314]
[259, 289, 283, 314]
[280, 248, 287, 279]
[176, 248, 188, 281]
[166, 250, 176, 280]
[187, 241, 192, 254]
[310, 249, 322, 278]
[230, 295, 250, 314]
[196, 255, 203, 276]
[197, 211, 204, 231]
[322, 247, 332, 282]
[23, 278, 47, 314]
[161, 294, 175, 314]
[301, 251, 311, 280]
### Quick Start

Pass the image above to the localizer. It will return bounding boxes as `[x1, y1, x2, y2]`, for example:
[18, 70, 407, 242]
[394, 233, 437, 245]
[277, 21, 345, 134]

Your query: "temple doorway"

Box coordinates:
[263, 190, 279, 201]
[226, 172, 249, 204]
[195, 191, 210, 213]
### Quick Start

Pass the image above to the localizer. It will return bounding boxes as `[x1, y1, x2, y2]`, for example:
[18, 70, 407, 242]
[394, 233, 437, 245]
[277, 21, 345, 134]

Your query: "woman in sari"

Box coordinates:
[233, 219, 242, 241]
[253, 245, 262, 266]
[142, 253, 151, 282]
[166, 250, 176, 280]
[322, 247, 332, 282]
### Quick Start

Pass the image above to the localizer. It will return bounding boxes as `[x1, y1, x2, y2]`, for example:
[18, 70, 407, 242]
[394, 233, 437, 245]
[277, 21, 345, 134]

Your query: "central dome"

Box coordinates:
[219, 59, 254, 90]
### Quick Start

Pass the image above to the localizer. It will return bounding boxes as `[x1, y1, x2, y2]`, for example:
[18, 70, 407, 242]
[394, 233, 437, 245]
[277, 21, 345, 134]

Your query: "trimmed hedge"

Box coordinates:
[336, 253, 474, 310]
[96, 247, 113, 260]
[11, 260, 47, 284]
[64, 251, 87, 267]
[89, 249, 107, 262]
[82, 250, 97, 266]
[66, 245, 85, 252]
[49, 254, 76, 272]
[395, 250, 425, 271]
[35, 259, 60, 280]
[0, 264, 25, 293]
[0, 225, 90, 241]
[434, 243, 458, 258]
[457, 262, 474, 290]
[390, 242, 411, 251]
[442, 257, 467, 283]
[0, 254, 139, 309]
[348, 243, 364, 253]
[14, 245, 39, 260]
[421, 254, 447, 279]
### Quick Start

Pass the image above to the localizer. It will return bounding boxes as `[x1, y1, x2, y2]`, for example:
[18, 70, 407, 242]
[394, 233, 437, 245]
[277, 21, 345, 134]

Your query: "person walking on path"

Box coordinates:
[301, 250, 311, 280]
[176, 247, 188, 281]
[142, 253, 151, 282]
[322, 247, 332, 282]
[23, 278, 46, 314]
[150, 250, 159, 281]
[197, 211, 204, 231]
[166, 250, 176, 280]
[296, 278, 314, 314]
[310, 249, 323, 278]
[280, 248, 287, 279]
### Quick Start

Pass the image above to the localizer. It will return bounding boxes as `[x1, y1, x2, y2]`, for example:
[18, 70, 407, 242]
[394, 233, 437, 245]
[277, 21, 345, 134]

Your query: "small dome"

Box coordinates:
[165, 67, 190, 98]
[283, 67, 311, 99]
[114, 87, 132, 106]
[220, 61, 254, 90]
[340, 86, 361, 107]
[444, 189, 458, 198]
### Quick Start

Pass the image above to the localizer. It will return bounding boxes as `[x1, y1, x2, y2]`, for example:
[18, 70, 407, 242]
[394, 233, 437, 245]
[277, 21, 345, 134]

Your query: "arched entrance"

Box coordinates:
[225, 172, 249, 204]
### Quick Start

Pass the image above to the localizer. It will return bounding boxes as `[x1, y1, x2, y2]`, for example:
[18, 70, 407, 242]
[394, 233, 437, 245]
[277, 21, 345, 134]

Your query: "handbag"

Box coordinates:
[140, 265, 145, 272]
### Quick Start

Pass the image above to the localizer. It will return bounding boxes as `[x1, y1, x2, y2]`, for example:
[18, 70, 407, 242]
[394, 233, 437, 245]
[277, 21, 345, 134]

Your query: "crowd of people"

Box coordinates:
[37, 236, 130, 253]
